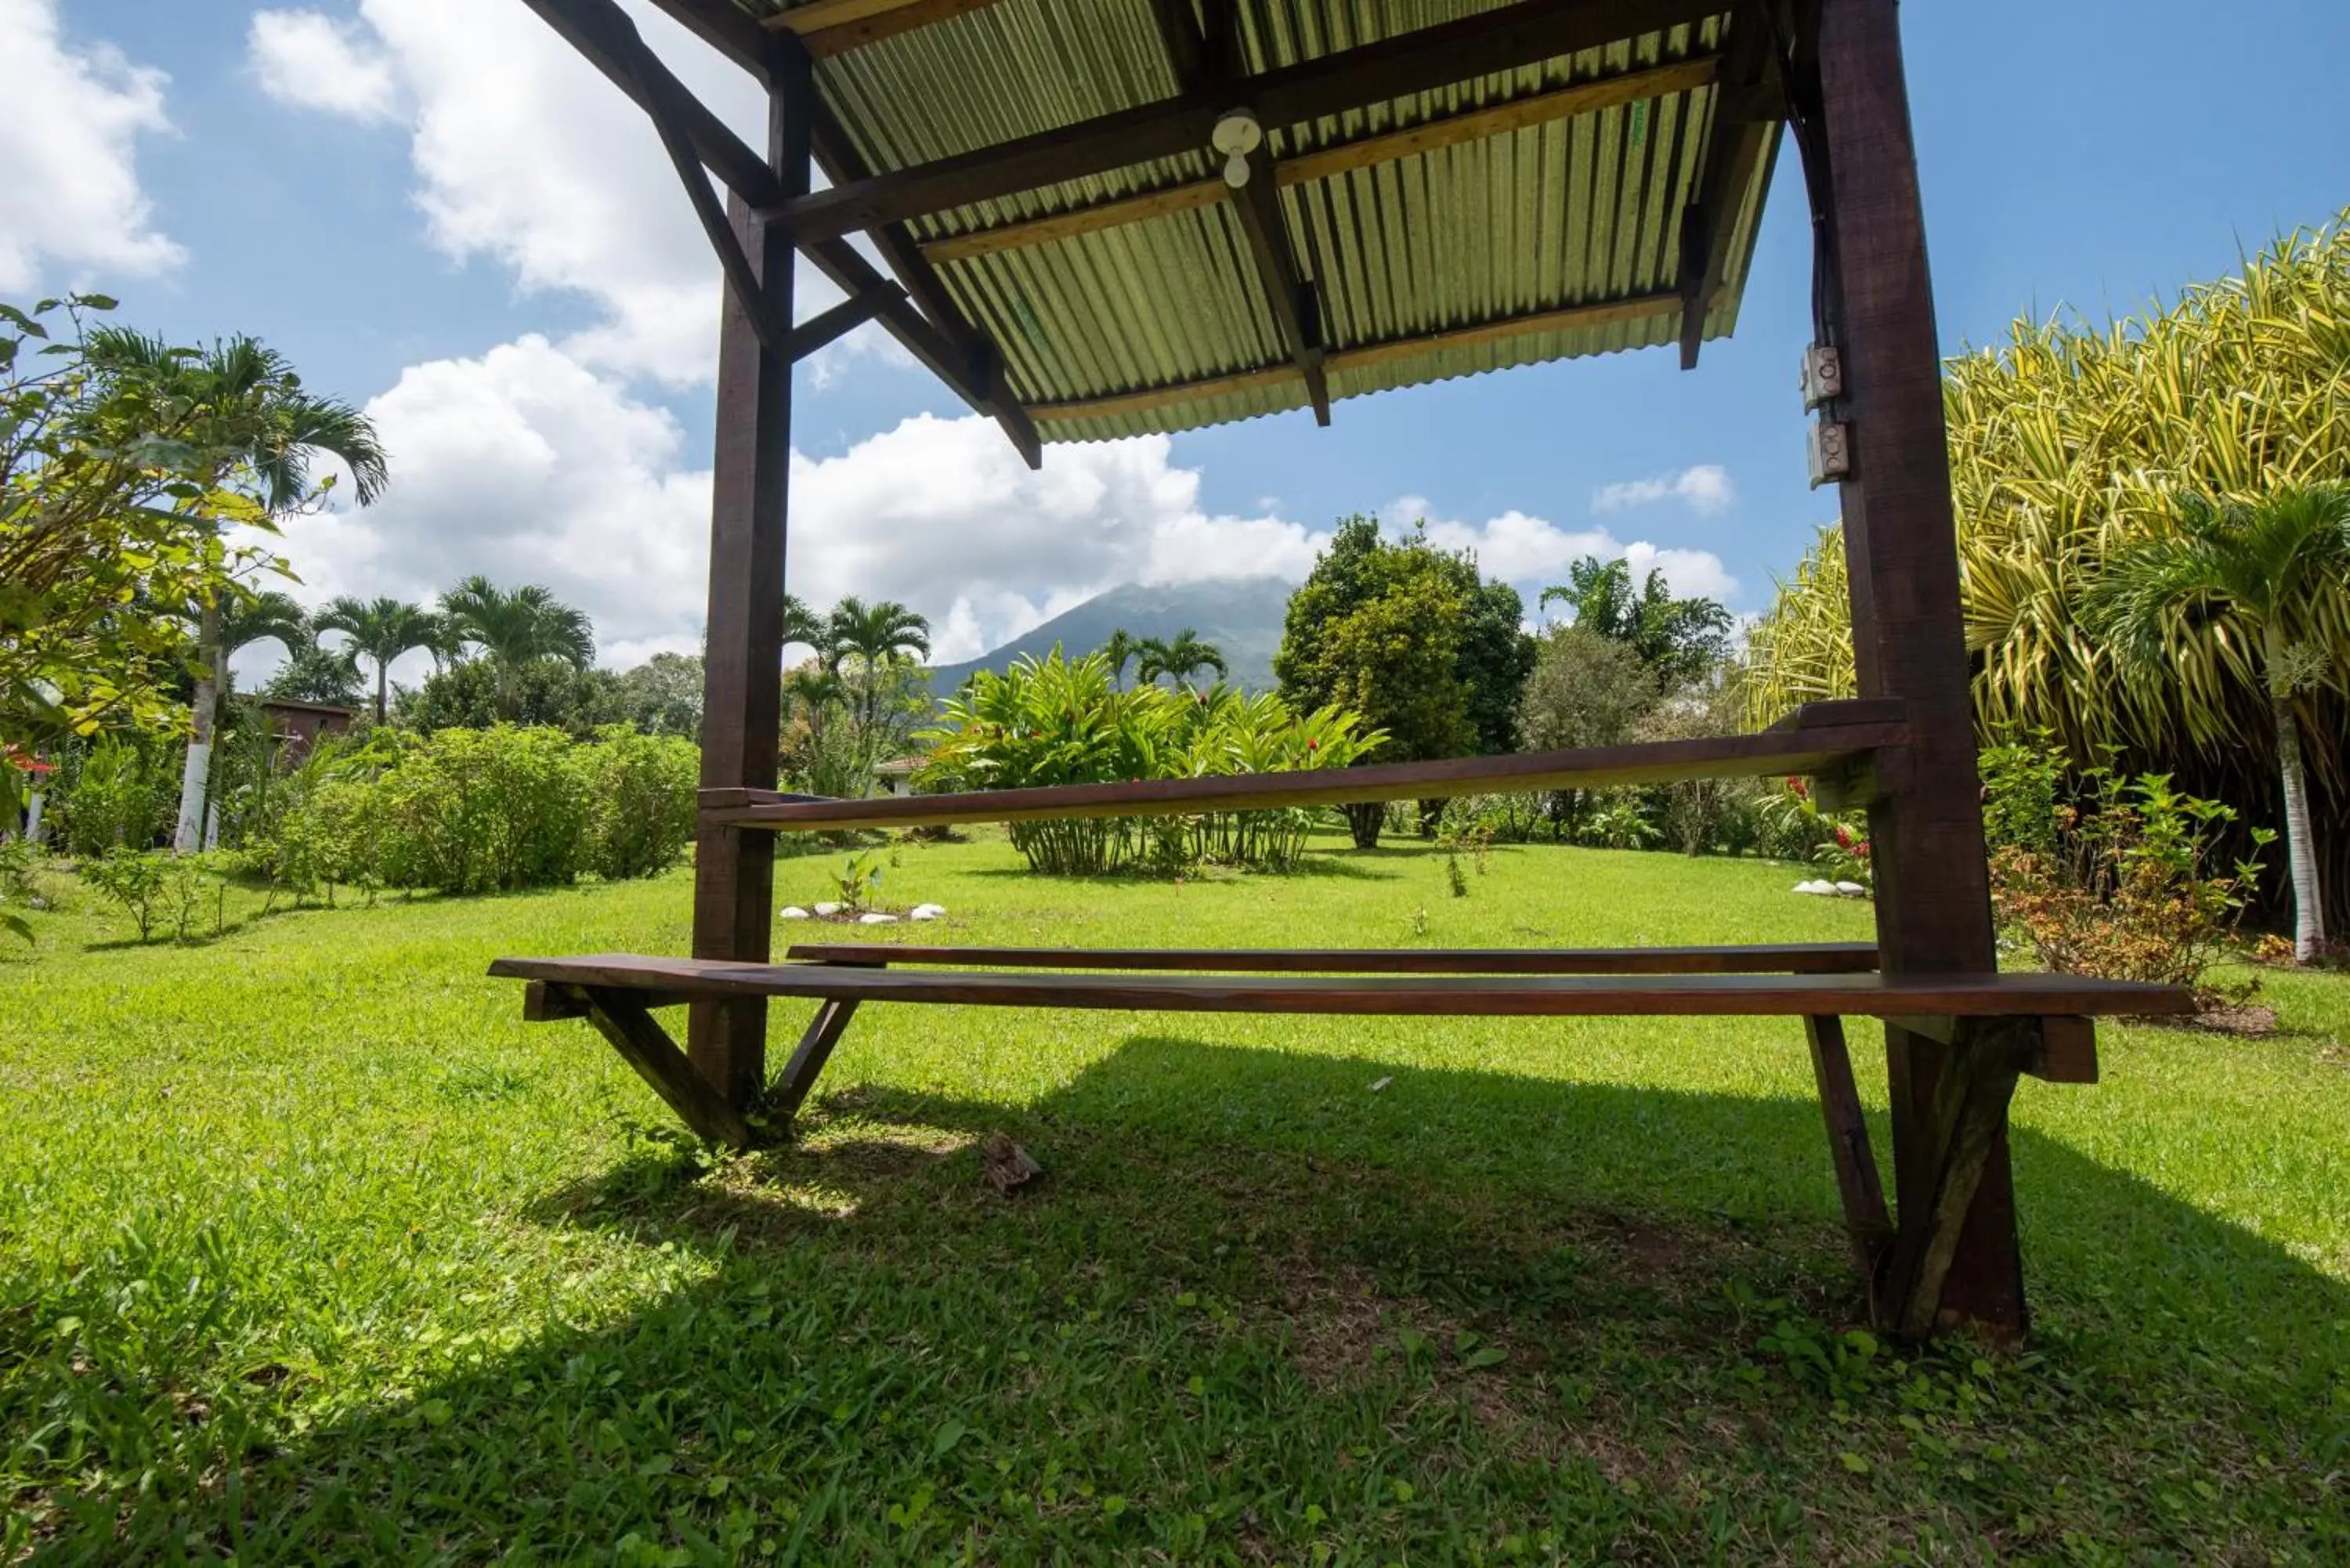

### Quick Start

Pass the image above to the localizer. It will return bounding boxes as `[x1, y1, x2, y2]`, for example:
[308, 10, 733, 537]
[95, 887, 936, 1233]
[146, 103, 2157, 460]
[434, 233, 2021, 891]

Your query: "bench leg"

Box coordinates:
[1884, 1019, 2030, 1341]
[572, 986, 757, 1150]
[1803, 1017, 1895, 1315]
[768, 999, 862, 1129]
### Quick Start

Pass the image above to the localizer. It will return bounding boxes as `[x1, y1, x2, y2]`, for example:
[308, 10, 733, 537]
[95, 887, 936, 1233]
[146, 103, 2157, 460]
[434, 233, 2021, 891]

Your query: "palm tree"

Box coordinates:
[783, 593, 833, 665]
[439, 576, 596, 718]
[826, 597, 931, 734]
[1099, 627, 1141, 690]
[316, 596, 445, 722]
[1135, 628, 1227, 689]
[219, 591, 314, 667]
[2088, 485, 2350, 963]
[84, 330, 389, 851]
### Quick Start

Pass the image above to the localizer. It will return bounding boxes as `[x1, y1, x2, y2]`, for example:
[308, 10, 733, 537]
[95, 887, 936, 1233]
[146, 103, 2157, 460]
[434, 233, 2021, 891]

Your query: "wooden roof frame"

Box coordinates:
[491, 0, 2063, 1342]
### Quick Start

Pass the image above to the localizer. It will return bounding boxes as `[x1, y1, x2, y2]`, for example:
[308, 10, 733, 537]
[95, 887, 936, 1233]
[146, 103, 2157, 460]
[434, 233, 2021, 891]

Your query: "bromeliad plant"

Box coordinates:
[920, 651, 1383, 875]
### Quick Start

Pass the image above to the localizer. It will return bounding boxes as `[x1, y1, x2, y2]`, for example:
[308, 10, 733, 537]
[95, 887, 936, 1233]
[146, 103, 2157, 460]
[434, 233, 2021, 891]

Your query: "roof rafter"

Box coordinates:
[765, 0, 1732, 243]
[1676, 2, 1781, 367]
[761, 0, 1010, 58]
[922, 53, 1721, 265]
[571, 0, 1042, 464]
[1161, 0, 1332, 424]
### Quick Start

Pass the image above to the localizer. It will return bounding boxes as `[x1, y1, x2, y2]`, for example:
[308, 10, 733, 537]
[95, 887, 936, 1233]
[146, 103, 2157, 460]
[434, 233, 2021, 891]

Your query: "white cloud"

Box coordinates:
[241, 0, 884, 386]
[264, 345, 1339, 673]
[248, 10, 402, 122]
[1408, 503, 1740, 609]
[0, 0, 181, 291]
[1591, 463, 1735, 516]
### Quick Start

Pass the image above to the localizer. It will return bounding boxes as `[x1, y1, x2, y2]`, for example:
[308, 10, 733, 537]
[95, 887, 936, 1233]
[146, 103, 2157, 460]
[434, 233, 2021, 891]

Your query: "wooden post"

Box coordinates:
[1807, 0, 2023, 1336]
[689, 49, 809, 1115]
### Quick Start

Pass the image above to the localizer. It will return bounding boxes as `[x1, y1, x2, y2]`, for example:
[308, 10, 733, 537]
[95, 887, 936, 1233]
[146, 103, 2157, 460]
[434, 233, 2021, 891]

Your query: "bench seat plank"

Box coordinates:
[783, 941, 1882, 974]
[489, 954, 2193, 1018]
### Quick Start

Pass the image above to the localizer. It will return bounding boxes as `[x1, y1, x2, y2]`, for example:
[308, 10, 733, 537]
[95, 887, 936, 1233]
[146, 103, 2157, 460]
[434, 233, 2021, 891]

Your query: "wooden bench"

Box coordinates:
[490, 941, 2190, 1338]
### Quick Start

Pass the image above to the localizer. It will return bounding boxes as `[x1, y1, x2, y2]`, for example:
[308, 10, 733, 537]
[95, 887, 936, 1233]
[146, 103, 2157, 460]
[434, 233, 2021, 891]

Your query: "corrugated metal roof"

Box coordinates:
[739, 0, 1774, 445]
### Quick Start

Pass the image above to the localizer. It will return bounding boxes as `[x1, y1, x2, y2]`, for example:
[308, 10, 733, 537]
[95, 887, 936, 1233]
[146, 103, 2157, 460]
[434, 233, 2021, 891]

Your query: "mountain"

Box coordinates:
[927, 577, 1295, 694]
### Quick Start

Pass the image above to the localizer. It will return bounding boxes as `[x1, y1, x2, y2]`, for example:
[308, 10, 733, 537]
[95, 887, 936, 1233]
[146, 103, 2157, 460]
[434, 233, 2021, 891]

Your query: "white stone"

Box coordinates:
[1793, 880, 1833, 895]
[859, 912, 900, 925]
[1835, 881, 1868, 897]
[779, 906, 811, 919]
[812, 901, 843, 916]
[909, 903, 946, 920]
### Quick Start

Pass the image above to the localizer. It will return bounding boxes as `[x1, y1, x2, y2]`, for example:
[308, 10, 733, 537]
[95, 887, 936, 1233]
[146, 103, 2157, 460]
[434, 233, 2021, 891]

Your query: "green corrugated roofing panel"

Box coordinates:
[739, 0, 1773, 443]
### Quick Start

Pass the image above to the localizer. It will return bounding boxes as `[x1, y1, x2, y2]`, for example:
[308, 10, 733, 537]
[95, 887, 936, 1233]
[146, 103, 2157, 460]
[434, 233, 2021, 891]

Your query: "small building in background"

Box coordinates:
[262, 700, 356, 764]
[874, 757, 924, 797]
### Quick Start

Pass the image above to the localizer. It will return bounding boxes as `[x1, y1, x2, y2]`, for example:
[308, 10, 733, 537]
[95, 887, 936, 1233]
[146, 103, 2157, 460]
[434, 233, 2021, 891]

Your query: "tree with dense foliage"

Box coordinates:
[612, 652, 704, 739]
[2087, 486, 2350, 962]
[1539, 555, 1730, 692]
[1744, 214, 2350, 921]
[1277, 516, 1529, 845]
[438, 577, 595, 718]
[1134, 628, 1227, 688]
[392, 656, 620, 735]
[81, 324, 387, 852]
[1517, 625, 1661, 753]
[315, 596, 443, 722]
[1, 297, 277, 783]
[262, 643, 367, 708]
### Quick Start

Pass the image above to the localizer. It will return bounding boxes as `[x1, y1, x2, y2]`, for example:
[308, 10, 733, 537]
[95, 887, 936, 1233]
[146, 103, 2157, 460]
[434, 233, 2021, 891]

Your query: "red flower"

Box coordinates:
[1307, 738, 1319, 751]
[1833, 824, 1853, 850]
[1856, 840, 1871, 858]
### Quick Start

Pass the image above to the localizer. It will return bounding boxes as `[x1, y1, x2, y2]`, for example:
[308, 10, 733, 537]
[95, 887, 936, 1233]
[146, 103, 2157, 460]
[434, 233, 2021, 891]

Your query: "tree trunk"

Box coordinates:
[1344, 801, 1384, 850]
[375, 659, 389, 724]
[173, 594, 222, 854]
[2273, 694, 2327, 962]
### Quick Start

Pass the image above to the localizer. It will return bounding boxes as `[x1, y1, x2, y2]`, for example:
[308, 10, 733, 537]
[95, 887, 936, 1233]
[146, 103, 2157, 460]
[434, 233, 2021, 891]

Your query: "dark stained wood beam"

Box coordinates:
[763, 0, 1009, 58]
[924, 56, 1720, 266]
[1176, 0, 1331, 423]
[768, 0, 1734, 243]
[578, 988, 759, 1147]
[1677, 2, 1778, 367]
[1810, 0, 2018, 1338]
[642, 0, 783, 82]
[519, 0, 784, 208]
[785, 281, 905, 360]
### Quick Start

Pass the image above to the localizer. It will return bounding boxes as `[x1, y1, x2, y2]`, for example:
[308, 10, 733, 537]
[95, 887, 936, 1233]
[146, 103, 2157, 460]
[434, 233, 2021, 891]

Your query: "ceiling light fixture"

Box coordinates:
[1211, 107, 1263, 189]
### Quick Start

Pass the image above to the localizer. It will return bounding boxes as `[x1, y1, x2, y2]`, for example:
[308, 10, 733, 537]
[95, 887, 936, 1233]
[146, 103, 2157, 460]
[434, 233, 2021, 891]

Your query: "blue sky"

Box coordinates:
[8, 0, 2348, 679]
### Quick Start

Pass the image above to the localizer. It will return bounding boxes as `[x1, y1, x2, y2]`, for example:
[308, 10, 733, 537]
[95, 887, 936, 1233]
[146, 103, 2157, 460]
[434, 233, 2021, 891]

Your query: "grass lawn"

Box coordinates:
[3, 831, 2346, 1563]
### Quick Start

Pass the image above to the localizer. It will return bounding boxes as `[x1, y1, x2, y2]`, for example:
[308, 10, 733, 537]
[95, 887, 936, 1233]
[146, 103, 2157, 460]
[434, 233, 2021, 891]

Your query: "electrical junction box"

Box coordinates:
[1808, 421, 1852, 488]
[1799, 344, 1844, 409]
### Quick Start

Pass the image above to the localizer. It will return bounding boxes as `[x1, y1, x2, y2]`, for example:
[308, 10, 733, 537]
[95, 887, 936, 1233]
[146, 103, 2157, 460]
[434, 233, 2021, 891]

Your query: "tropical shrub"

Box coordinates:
[920, 651, 1382, 875]
[1979, 739, 2269, 997]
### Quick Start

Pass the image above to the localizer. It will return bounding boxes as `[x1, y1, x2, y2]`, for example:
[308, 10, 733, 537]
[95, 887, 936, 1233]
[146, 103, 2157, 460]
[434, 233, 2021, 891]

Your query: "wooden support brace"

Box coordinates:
[768, 999, 862, 1126]
[1886, 1013, 2099, 1085]
[576, 987, 758, 1149]
[1802, 1015, 1894, 1310]
[1885, 1018, 2029, 1340]
[786, 284, 907, 362]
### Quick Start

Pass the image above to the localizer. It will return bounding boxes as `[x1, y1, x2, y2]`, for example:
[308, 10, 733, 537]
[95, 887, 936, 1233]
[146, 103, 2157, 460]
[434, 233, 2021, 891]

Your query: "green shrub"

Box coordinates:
[261, 724, 697, 897]
[577, 726, 699, 880]
[920, 652, 1383, 876]
[81, 848, 170, 941]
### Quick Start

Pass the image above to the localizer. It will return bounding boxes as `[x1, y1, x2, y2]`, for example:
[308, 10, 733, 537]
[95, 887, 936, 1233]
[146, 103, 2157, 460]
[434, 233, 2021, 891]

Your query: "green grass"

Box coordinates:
[2, 833, 2345, 1563]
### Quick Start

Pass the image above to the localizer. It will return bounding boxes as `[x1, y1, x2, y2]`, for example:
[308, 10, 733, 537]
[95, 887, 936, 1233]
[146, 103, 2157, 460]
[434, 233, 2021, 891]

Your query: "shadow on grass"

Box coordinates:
[39, 1039, 2350, 1563]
